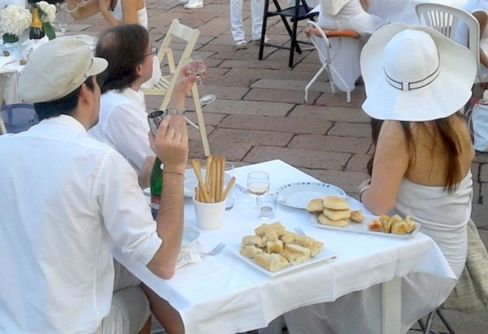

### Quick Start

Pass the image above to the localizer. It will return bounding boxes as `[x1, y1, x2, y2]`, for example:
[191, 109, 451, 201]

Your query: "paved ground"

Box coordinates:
[66, 0, 488, 332]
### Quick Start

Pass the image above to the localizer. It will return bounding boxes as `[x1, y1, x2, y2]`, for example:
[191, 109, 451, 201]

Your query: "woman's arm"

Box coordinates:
[121, 0, 140, 24]
[361, 121, 410, 215]
[66, 0, 100, 20]
[360, 0, 370, 11]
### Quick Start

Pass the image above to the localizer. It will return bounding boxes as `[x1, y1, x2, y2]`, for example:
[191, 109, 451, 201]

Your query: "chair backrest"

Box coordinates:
[416, 3, 480, 78]
[0, 103, 38, 134]
[154, 19, 200, 109]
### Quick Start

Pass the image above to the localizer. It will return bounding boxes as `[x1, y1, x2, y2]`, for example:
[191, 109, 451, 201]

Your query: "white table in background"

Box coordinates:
[115, 159, 456, 334]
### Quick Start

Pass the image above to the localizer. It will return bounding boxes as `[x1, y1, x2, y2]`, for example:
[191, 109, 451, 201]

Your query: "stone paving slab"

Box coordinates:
[68, 0, 488, 332]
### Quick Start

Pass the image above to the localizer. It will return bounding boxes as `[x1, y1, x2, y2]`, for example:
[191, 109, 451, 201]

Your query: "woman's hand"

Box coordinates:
[168, 60, 202, 110]
[98, 0, 112, 13]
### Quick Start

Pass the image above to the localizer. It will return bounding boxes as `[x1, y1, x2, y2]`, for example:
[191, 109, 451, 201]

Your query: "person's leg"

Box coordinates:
[230, 0, 246, 43]
[143, 284, 185, 334]
[251, 0, 265, 41]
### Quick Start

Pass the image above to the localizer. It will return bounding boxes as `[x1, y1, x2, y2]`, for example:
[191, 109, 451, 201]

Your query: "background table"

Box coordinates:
[115, 160, 456, 334]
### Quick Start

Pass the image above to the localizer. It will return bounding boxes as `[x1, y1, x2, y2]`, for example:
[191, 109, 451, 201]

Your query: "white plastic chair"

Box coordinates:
[304, 20, 361, 103]
[416, 2, 481, 82]
[142, 19, 210, 156]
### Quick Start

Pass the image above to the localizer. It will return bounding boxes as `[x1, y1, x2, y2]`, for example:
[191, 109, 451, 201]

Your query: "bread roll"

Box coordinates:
[309, 240, 324, 257]
[323, 196, 349, 211]
[266, 240, 283, 253]
[322, 207, 351, 221]
[254, 253, 289, 272]
[242, 235, 265, 247]
[240, 245, 262, 259]
[293, 235, 314, 247]
[382, 219, 394, 233]
[285, 243, 311, 257]
[350, 210, 364, 223]
[391, 221, 408, 235]
[280, 231, 295, 243]
[307, 198, 324, 212]
[405, 216, 416, 233]
[269, 222, 286, 236]
[318, 213, 348, 227]
[281, 248, 309, 264]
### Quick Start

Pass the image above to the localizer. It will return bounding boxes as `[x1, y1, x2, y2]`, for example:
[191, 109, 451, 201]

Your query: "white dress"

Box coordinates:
[282, 172, 472, 334]
[314, 0, 384, 34]
[112, 0, 148, 28]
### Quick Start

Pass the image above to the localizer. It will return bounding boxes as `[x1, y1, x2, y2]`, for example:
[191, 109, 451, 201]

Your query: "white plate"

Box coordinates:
[182, 225, 200, 246]
[229, 243, 336, 277]
[277, 182, 346, 209]
[311, 214, 421, 239]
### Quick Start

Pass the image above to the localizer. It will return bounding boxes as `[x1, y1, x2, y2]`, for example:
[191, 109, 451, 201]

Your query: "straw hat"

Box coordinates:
[361, 23, 476, 122]
[19, 37, 108, 103]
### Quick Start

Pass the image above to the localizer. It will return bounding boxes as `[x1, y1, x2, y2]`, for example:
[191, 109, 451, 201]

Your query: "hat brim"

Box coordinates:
[361, 23, 477, 121]
[87, 57, 108, 78]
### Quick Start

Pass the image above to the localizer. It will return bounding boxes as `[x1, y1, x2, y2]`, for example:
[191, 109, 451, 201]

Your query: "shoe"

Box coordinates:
[235, 40, 248, 50]
[252, 36, 269, 44]
[184, 0, 203, 9]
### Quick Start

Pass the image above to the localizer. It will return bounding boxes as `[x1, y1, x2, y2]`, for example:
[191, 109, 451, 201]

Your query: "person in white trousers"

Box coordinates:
[230, 0, 267, 49]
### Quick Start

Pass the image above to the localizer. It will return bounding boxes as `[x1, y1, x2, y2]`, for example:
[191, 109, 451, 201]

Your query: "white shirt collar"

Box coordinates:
[120, 87, 146, 109]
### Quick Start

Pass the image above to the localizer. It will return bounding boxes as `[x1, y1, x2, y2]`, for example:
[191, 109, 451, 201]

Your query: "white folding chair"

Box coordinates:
[416, 3, 481, 82]
[143, 19, 210, 156]
[304, 20, 361, 103]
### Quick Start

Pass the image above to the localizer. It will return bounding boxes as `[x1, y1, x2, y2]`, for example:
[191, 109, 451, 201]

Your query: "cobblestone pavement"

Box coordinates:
[67, 0, 488, 332]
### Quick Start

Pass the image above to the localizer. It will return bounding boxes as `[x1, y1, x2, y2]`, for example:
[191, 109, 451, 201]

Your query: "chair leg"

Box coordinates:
[304, 65, 327, 102]
[288, 5, 300, 68]
[436, 309, 455, 334]
[191, 85, 211, 156]
[423, 311, 436, 334]
[259, 0, 270, 60]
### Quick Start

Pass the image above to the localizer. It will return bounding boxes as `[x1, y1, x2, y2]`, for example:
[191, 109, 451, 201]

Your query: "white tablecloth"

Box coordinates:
[115, 160, 456, 334]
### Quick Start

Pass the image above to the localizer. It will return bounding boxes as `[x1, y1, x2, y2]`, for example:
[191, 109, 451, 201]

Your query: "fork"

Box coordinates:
[200, 243, 225, 257]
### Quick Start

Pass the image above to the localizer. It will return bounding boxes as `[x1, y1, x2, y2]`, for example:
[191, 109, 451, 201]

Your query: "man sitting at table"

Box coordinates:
[0, 37, 187, 333]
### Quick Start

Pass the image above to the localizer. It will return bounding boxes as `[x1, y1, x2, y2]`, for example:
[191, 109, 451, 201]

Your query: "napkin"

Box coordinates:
[176, 244, 202, 269]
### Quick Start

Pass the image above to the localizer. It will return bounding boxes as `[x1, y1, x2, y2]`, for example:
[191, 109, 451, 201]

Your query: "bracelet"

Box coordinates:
[358, 184, 370, 203]
[166, 108, 185, 115]
[163, 170, 185, 178]
[66, 3, 80, 13]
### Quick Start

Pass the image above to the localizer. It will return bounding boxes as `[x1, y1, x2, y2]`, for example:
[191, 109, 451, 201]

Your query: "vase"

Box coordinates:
[2, 42, 22, 59]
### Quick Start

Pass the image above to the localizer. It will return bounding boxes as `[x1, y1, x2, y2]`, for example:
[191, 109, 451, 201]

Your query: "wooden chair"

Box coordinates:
[142, 19, 210, 156]
[416, 3, 481, 83]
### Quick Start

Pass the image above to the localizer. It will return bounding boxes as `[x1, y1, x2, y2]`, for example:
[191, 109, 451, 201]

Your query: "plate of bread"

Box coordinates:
[277, 182, 346, 209]
[307, 196, 420, 239]
[232, 222, 336, 277]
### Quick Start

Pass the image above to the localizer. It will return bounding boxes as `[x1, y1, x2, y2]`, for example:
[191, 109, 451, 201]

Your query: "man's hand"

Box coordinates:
[148, 115, 188, 174]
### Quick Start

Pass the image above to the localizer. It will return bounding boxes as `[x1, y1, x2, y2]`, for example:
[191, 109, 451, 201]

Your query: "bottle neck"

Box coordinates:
[31, 7, 43, 28]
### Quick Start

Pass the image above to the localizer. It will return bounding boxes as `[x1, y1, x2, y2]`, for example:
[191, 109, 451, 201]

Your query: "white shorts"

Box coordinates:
[97, 261, 151, 334]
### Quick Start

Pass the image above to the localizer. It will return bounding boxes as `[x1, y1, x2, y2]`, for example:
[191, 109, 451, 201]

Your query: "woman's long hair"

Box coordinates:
[367, 114, 464, 193]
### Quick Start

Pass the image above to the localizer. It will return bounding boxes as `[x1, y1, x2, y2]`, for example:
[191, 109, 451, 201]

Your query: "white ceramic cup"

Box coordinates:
[193, 196, 226, 230]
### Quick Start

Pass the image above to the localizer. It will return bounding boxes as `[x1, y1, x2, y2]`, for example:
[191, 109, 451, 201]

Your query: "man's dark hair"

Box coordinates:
[34, 77, 96, 121]
[95, 24, 149, 93]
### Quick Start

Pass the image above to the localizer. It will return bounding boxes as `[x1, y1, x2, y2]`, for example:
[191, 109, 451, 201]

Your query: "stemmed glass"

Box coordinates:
[188, 58, 216, 106]
[246, 171, 270, 196]
[56, 3, 68, 36]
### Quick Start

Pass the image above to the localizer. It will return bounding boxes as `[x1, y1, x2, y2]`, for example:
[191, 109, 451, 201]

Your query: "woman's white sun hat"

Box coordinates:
[361, 22, 477, 121]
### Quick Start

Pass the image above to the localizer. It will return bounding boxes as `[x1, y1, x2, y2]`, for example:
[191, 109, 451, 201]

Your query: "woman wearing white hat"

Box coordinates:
[283, 22, 476, 333]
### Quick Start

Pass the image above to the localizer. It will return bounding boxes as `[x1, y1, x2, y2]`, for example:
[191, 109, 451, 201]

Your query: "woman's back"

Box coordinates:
[405, 114, 474, 187]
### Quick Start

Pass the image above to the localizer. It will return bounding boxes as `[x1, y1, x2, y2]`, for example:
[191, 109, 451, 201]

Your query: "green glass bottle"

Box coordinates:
[149, 157, 163, 219]
[29, 7, 45, 40]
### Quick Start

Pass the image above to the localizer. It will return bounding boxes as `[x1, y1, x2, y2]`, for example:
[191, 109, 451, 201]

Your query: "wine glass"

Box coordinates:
[56, 3, 68, 36]
[246, 171, 270, 196]
[188, 58, 217, 107]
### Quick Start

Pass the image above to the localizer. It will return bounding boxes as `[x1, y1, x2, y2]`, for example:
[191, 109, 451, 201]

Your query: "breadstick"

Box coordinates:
[191, 159, 210, 203]
[205, 156, 213, 196]
[222, 176, 236, 201]
[219, 157, 226, 201]
[216, 157, 223, 202]
[194, 186, 199, 202]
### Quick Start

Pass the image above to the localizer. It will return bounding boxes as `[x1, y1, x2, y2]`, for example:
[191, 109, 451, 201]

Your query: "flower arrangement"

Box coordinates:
[34, 1, 57, 39]
[0, 5, 32, 43]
